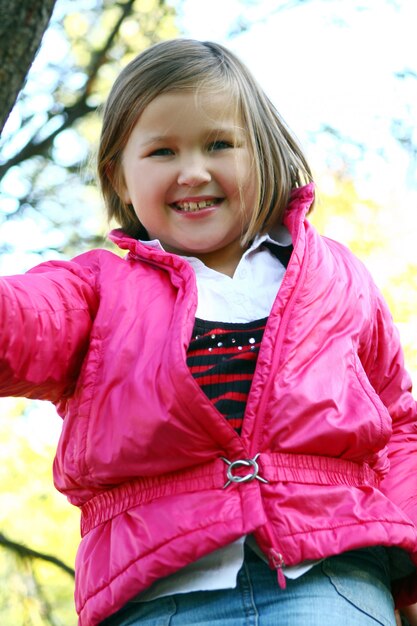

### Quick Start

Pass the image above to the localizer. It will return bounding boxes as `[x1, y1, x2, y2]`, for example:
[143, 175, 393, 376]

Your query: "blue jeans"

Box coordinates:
[100, 546, 396, 625]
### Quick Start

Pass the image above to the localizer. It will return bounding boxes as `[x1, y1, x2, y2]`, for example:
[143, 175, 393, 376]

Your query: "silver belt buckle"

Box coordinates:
[220, 453, 268, 488]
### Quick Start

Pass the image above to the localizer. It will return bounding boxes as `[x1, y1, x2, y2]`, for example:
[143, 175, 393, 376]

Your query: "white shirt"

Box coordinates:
[142, 224, 291, 322]
[136, 225, 316, 602]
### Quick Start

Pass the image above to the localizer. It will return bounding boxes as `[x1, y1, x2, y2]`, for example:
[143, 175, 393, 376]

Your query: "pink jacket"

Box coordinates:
[1, 184, 416, 625]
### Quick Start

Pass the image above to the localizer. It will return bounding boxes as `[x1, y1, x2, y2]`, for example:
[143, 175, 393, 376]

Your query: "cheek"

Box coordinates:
[120, 164, 150, 206]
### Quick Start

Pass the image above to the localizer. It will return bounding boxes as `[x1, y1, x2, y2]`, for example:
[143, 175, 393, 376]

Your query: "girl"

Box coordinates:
[1, 39, 417, 626]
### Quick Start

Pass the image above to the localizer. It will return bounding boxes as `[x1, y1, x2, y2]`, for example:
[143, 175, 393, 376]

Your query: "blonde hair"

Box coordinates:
[98, 38, 313, 241]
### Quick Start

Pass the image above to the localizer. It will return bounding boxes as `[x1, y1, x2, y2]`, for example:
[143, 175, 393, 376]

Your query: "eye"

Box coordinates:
[208, 140, 234, 152]
[148, 147, 174, 157]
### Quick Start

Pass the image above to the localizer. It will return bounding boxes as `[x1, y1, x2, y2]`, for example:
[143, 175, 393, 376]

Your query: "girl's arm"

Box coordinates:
[360, 280, 417, 607]
[0, 257, 99, 402]
[362, 284, 417, 523]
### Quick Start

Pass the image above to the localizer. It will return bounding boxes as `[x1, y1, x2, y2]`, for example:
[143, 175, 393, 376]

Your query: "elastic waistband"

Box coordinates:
[80, 452, 380, 537]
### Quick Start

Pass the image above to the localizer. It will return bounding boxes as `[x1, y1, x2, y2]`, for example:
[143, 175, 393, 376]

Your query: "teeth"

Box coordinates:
[175, 199, 217, 212]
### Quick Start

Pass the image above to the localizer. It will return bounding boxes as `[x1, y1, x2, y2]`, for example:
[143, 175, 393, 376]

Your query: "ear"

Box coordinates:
[105, 161, 131, 204]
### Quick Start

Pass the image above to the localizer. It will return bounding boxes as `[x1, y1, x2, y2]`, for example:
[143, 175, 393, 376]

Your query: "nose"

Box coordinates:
[177, 154, 211, 187]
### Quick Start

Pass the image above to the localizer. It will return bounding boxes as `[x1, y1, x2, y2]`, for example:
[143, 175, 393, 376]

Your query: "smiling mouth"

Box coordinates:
[171, 198, 222, 212]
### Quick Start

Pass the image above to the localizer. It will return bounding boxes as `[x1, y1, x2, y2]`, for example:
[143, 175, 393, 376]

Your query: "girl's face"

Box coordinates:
[119, 90, 257, 275]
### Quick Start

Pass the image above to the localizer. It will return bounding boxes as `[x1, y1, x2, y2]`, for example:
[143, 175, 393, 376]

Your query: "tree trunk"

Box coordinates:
[0, 0, 57, 135]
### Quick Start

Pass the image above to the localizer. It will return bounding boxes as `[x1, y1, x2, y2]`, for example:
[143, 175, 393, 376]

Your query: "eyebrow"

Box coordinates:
[139, 135, 170, 148]
[139, 127, 244, 147]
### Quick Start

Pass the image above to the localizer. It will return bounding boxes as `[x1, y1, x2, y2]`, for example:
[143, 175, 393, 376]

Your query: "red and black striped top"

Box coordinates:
[186, 317, 267, 434]
[185, 241, 292, 435]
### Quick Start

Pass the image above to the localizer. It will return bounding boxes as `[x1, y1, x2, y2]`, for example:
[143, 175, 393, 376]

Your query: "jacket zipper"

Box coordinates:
[249, 237, 309, 455]
[250, 259, 307, 587]
[249, 216, 310, 590]
[260, 520, 287, 589]
[269, 547, 286, 589]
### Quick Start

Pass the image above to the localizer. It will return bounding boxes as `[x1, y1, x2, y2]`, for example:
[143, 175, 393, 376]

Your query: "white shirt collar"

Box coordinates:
[140, 226, 291, 323]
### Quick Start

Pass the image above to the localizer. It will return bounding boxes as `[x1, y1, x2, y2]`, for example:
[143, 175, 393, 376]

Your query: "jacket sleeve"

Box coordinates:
[360, 280, 417, 607]
[359, 278, 417, 527]
[0, 256, 99, 402]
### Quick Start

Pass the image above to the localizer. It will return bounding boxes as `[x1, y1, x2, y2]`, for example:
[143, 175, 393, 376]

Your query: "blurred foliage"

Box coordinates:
[311, 173, 417, 379]
[0, 399, 79, 625]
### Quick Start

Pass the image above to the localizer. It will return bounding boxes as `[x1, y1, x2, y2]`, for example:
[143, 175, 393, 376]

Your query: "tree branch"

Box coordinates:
[0, 99, 94, 180]
[0, 0, 57, 135]
[83, 0, 137, 97]
[0, 0, 136, 182]
[0, 531, 75, 578]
